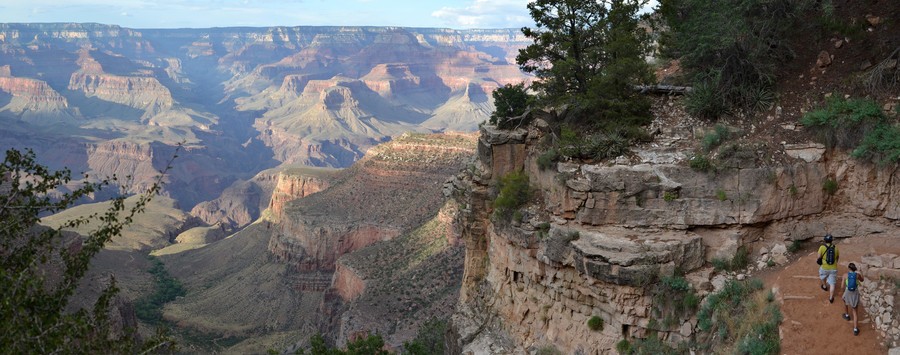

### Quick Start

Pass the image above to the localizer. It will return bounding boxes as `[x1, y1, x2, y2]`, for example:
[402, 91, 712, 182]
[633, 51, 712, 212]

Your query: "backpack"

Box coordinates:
[825, 244, 835, 265]
[847, 272, 858, 291]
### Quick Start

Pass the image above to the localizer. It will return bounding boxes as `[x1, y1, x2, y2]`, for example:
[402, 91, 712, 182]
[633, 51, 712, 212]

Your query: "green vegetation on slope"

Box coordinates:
[696, 279, 782, 355]
[135, 256, 187, 324]
[658, 0, 815, 118]
[492, 170, 533, 223]
[802, 97, 900, 164]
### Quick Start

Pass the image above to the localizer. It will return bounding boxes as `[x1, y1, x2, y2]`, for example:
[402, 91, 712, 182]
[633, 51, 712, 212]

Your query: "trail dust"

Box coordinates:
[767, 236, 899, 355]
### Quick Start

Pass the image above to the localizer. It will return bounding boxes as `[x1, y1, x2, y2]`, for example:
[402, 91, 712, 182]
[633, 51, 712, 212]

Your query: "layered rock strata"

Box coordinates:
[449, 115, 900, 353]
[268, 133, 477, 292]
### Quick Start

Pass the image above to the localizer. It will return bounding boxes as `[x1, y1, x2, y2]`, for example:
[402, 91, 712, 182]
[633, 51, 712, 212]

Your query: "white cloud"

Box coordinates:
[432, 0, 531, 29]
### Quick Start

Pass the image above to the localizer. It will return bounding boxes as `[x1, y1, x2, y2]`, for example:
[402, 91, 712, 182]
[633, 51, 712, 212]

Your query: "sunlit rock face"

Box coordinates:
[448, 115, 900, 354]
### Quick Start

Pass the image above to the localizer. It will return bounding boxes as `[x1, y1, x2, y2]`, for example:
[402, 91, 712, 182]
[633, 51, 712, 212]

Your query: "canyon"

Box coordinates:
[10, 5, 900, 353]
[0, 23, 530, 212]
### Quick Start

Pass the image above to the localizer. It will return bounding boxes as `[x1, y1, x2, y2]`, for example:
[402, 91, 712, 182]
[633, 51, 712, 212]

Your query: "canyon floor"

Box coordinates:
[768, 236, 900, 354]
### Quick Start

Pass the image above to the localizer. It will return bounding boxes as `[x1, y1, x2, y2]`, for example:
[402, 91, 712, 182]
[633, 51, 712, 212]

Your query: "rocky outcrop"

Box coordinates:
[0, 75, 72, 118]
[449, 118, 900, 353]
[268, 132, 475, 298]
[268, 169, 333, 218]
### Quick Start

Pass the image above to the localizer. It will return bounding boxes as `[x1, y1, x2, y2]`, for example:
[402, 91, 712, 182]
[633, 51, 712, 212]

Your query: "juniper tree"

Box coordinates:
[516, 0, 653, 134]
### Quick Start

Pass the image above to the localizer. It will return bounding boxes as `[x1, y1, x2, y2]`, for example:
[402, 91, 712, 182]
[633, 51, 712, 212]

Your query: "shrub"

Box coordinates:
[588, 316, 605, 331]
[403, 318, 447, 355]
[652, 275, 700, 329]
[702, 125, 730, 152]
[535, 345, 562, 355]
[537, 149, 559, 171]
[492, 170, 532, 221]
[626, 334, 682, 355]
[616, 339, 632, 354]
[822, 179, 838, 195]
[787, 240, 802, 253]
[712, 258, 730, 272]
[659, 0, 808, 118]
[696, 279, 780, 354]
[801, 97, 900, 164]
[788, 184, 798, 197]
[852, 123, 900, 165]
[716, 189, 728, 201]
[689, 153, 714, 172]
[663, 191, 678, 202]
[732, 246, 750, 270]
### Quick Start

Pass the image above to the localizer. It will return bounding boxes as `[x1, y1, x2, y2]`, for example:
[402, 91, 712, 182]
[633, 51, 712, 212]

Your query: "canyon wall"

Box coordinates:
[268, 133, 476, 289]
[449, 116, 900, 353]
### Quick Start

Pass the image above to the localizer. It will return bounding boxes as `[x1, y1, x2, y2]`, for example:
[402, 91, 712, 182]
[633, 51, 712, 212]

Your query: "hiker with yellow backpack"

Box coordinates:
[817, 234, 839, 303]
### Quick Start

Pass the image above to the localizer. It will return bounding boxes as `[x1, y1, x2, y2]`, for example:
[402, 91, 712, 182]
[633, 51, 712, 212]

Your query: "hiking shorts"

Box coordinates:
[843, 289, 860, 308]
[819, 268, 837, 285]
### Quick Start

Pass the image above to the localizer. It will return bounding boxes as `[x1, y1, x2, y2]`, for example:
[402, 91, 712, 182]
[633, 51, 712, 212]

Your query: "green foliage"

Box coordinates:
[135, 256, 187, 323]
[817, 0, 866, 38]
[735, 304, 782, 355]
[712, 258, 731, 272]
[787, 240, 802, 253]
[788, 184, 798, 197]
[702, 125, 730, 152]
[822, 179, 838, 195]
[853, 123, 900, 165]
[663, 191, 677, 202]
[621, 334, 682, 355]
[688, 153, 714, 172]
[536, 148, 560, 171]
[659, 0, 808, 118]
[732, 246, 750, 270]
[588, 315, 605, 331]
[0, 148, 175, 353]
[802, 97, 900, 164]
[697, 278, 779, 354]
[616, 339, 632, 354]
[535, 345, 562, 355]
[536, 222, 552, 239]
[557, 125, 632, 161]
[712, 246, 751, 272]
[518, 0, 653, 134]
[299, 334, 389, 355]
[492, 171, 533, 222]
[403, 318, 447, 355]
[651, 276, 700, 330]
[490, 83, 533, 129]
[715, 189, 728, 201]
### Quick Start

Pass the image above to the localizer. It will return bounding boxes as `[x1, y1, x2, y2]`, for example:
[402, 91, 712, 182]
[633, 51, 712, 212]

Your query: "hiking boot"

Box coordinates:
[843, 313, 851, 321]
[821, 284, 828, 291]
[829, 296, 834, 303]
[853, 327, 859, 336]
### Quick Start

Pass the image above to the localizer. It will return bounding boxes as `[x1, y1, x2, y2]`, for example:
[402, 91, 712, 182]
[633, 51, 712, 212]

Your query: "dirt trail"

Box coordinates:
[769, 236, 900, 355]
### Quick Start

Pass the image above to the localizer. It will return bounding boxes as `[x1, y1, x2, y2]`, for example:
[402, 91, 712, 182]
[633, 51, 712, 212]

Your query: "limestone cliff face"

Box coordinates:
[0, 74, 72, 119]
[268, 170, 332, 218]
[449, 116, 900, 353]
[268, 133, 477, 292]
[68, 72, 173, 114]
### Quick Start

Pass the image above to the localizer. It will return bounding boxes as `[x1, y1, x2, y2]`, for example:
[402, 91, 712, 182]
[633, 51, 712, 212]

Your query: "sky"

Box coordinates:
[0, 0, 658, 29]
